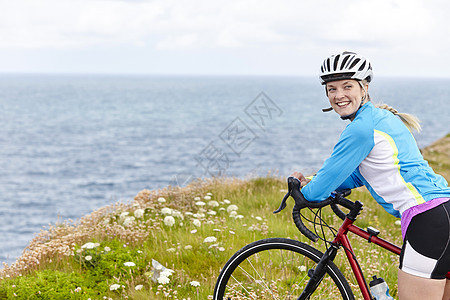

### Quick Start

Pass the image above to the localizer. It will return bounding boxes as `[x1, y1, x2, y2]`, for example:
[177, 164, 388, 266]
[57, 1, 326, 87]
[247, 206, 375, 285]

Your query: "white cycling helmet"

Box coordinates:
[319, 51, 373, 85]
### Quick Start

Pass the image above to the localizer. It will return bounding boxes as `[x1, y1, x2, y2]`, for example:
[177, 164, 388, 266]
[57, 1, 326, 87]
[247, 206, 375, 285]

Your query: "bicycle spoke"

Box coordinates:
[239, 258, 276, 297]
[229, 274, 259, 299]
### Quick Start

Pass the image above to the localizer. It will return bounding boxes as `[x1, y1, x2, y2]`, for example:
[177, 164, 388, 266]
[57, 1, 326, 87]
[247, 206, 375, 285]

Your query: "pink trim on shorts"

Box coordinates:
[401, 197, 450, 239]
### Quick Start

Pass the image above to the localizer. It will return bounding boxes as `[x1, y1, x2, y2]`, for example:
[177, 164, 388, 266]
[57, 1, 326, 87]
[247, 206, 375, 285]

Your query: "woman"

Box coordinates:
[291, 51, 450, 300]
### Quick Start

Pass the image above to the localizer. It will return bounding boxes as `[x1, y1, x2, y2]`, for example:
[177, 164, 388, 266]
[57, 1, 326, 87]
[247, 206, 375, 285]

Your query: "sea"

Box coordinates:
[0, 74, 449, 266]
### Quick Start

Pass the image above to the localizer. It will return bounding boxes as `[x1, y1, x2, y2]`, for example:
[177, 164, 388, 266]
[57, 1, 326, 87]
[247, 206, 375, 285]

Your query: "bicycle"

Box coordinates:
[213, 176, 403, 299]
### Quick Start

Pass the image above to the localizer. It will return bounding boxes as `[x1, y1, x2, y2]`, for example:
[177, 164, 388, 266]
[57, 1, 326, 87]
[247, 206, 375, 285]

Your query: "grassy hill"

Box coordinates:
[0, 134, 448, 299]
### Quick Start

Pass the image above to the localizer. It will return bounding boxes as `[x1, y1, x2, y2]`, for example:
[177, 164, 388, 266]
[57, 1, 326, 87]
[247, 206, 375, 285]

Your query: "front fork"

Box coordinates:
[297, 244, 339, 300]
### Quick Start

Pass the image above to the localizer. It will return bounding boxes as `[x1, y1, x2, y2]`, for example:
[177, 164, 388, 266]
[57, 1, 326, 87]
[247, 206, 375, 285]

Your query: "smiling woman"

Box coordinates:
[291, 51, 450, 300]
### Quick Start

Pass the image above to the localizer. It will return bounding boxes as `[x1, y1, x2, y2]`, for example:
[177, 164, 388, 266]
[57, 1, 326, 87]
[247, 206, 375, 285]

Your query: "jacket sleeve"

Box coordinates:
[336, 171, 364, 191]
[301, 119, 374, 202]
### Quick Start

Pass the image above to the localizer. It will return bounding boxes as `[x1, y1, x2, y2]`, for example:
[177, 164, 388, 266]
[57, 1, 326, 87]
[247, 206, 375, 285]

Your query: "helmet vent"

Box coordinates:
[341, 55, 350, 70]
[349, 58, 360, 69]
[333, 54, 340, 71]
[326, 58, 331, 72]
[358, 61, 366, 71]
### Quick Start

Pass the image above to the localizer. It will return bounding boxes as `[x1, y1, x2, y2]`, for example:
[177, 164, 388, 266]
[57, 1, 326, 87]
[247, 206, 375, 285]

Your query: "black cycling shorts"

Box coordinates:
[399, 200, 450, 279]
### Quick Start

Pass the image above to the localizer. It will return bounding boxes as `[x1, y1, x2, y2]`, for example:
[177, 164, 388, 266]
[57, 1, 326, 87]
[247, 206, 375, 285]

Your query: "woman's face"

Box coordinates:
[326, 79, 367, 120]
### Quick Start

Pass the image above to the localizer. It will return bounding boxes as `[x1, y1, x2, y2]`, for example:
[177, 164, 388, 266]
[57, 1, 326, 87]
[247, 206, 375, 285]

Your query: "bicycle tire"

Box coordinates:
[214, 238, 355, 300]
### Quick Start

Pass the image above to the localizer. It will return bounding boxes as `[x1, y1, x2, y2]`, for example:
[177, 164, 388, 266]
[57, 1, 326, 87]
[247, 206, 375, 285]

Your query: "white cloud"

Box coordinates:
[0, 0, 449, 75]
[156, 34, 199, 50]
[0, 0, 165, 48]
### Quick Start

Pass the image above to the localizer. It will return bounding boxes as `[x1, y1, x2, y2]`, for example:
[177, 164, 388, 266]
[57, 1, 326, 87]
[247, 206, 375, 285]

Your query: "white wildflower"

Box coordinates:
[229, 230, 235, 235]
[190, 281, 200, 287]
[255, 216, 262, 221]
[81, 242, 98, 249]
[207, 210, 217, 215]
[172, 209, 184, 219]
[235, 215, 244, 219]
[195, 201, 206, 206]
[166, 248, 176, 253]
[208, 200, 220, 207]
[158, 276, 170, 284]
[213, 228, 221, 232]
[157, 268, 175, 285]
[135, 284, 143, 290]
[299, 265, 307, 272]
[134, 209, 145, 218]
[203, 236, 217, 243]
[193, 213, 205, 218]
[184, 245, 193, 250]
[227, 204, 238, 213]
[110, 284, 121, 291]
[157, 197, 166, 203]
[223, 199, 231, 204]
[206, 192, 213, 196]
[229, 211, 237, 218]
[185, 212, 193, 216]
[161, 207, 172, 215]
[194, 196, 201, 201]
[190, 229, 197, 234]
[104, 246, 111, 252]
[395, 220, 401, 226]
[192, 219, 201, 227]
[218, 247, 225, 252]
[161, 269, 174, 277]
[85, 255, 92, 261]
[124, 262, 136, 267]
[123, 216, 135, 227]
[204, 195, 212, 200]
[164, 216, 176, 227]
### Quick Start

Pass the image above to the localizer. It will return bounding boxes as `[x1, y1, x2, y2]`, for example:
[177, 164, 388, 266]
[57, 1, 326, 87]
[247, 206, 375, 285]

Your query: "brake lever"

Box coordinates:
[273, 191, 290, 214]
[274, 177, 302, 214]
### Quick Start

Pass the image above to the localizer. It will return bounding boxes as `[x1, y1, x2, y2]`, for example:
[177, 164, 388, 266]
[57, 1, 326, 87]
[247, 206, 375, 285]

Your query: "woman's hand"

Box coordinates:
[290, 171, 311, 187]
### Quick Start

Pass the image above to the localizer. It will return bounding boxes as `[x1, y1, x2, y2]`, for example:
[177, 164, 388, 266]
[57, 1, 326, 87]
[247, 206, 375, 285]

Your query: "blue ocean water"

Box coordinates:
[0, 75, 449, 265]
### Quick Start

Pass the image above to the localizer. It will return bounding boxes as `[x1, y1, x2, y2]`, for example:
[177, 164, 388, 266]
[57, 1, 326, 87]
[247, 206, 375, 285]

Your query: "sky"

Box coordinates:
[0, 0, 449, 77]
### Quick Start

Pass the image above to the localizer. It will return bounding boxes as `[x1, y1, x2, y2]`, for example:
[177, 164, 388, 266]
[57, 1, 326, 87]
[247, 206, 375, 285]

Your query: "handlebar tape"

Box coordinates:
[288, 177, 334, 242]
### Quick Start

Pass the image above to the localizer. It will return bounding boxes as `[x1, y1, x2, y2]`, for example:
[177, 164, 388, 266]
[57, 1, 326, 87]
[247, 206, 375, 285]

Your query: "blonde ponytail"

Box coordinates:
[376, 104, 421, 132]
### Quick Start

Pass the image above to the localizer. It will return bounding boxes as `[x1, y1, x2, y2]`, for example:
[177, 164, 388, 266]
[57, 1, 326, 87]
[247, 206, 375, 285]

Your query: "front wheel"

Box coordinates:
[213, 238, 354, 299]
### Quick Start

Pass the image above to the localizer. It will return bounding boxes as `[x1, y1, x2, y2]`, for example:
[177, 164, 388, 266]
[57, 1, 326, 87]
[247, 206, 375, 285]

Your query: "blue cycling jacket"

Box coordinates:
[301, 102, 450, 218]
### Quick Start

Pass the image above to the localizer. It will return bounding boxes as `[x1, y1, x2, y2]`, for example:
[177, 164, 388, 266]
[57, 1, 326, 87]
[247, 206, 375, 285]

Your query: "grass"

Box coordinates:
[421, 133, 450, 180]
[0, 135, 448, 299]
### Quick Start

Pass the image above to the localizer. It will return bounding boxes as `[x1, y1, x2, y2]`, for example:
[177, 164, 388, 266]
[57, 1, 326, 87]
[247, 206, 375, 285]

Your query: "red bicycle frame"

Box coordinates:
[334, 216, 401, 299]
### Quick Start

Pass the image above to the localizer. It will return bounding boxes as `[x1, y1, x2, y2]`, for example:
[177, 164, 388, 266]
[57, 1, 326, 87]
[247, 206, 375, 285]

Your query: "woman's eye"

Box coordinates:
[328, 88, 336, 92]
